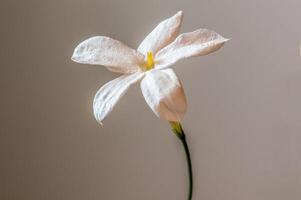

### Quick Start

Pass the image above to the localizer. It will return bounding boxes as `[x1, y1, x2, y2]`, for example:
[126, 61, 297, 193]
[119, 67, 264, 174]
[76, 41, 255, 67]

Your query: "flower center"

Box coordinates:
[145, 51, 155, 71]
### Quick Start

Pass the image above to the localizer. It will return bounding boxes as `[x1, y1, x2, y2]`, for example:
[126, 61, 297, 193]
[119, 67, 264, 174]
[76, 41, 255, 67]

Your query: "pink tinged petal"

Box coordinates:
[155, 29, 229, 69]
[93, 72, 144, 124]
[72, 36, 145, 74]
[137, 11, 184, 55]
[140, 69, 187, 122]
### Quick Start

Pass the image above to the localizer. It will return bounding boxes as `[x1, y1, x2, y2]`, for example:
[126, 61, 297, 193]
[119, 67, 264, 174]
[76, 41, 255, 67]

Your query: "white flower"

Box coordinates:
[71, 11, 229, 125]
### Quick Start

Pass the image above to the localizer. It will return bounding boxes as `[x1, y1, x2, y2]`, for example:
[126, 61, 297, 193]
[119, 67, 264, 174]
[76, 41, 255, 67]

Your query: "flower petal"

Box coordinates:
[93, 72, 144, 124]
[140, 69, 187, 122]
[155, 29, 229, 69]
[72, 36, 145, 74]
[137, 11, 183, 55]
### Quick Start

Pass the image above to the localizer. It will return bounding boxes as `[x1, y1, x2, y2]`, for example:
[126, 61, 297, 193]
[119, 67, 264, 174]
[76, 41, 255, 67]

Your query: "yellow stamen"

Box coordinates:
[145, 51, 154, 70]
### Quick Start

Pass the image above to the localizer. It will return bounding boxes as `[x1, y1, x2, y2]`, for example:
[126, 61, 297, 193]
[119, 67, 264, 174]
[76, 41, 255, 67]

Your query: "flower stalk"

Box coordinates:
[170, 122, 193, 200]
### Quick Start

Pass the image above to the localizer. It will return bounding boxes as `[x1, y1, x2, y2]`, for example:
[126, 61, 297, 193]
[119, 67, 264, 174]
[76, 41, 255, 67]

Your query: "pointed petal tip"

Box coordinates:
[175, 10, 184, 21]
[71, 55, 77, 62]
[70, 55, 83, 64]
[97, 120, 104, 127]
[94, 114, 104, 127]
[215, 35, 230, 44]
[177, 10, 183, 16]
[71, 47, 80, 63]
[220, 38, 231, 46]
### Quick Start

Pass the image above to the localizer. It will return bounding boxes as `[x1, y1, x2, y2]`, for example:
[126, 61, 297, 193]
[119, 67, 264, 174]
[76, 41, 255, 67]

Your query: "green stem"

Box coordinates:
[179, 132, 193, 200]
[170, 122, 193, 200]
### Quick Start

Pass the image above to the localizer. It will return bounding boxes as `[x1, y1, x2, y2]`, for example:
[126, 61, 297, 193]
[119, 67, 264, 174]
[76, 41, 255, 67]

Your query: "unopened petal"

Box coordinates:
[140, 69, 187, 122]
[155, 29, 229, 69]
[137, 11, 183, 55]
[93, 72, 144, 124]
[72, 36, 145, 74]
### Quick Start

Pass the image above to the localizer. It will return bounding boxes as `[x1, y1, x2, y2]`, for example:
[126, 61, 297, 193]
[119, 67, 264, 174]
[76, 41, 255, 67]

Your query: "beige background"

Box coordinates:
[1, 0, 301, 199]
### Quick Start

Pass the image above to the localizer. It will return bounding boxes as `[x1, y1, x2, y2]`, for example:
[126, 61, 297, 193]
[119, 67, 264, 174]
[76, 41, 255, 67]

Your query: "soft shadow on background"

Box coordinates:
[1, 0, 301, 200]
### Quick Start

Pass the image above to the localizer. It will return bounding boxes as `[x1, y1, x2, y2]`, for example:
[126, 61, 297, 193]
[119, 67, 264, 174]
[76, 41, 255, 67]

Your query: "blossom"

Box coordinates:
[71, 11, 228, 125]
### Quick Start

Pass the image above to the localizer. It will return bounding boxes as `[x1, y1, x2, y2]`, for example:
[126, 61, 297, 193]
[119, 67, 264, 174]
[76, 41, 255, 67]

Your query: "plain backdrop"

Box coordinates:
[1, 0, 301, 200]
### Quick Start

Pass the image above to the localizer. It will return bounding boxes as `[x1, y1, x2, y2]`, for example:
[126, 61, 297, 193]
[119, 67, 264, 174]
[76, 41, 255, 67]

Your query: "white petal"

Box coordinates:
[140, 69, 187, 122]
[137, 11, 183, 55]
[93, 72, 144, 124]
[155, 29, 229, 69]
[72, 36, 145, 74]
